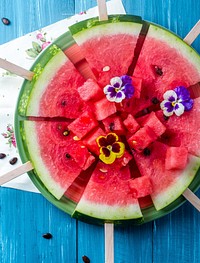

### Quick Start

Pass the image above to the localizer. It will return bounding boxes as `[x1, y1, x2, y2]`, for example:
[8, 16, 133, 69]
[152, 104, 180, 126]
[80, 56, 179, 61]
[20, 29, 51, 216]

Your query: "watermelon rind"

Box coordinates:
[147, 23, 200, 72]
[73, 198, 143, 222]
[151, 154, 200, 211]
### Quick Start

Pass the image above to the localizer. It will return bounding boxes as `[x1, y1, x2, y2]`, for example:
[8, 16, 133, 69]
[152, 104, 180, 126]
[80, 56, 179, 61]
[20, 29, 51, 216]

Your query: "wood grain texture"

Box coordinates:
[1, 0, 200, 262]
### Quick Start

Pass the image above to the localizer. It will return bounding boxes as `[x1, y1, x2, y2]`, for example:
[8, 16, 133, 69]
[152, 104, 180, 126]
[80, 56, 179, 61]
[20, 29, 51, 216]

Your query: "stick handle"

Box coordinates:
[184, 20, 200, 45]
[0, 58, 34, 80]
[97, 0, 108, 21]
[182, 188, 200, 212]
[0, 161, 33, 185]
[105, 223, 114, 263]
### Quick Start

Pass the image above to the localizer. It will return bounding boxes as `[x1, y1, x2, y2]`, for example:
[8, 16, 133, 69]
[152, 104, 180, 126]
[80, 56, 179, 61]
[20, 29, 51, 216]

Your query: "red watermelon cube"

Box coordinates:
[142, 111, 166, 137]
[102, 115, 125, 135]
[128, 126, 157, 152]
[77, 78, 103, 101]
[129, 176, 153, 198]
[93, 97, 117, 121]
[165, 146, 188, 170]
[83, 127, 106, 155]
[123, 114, 140, 133]
[68, 111, 98, 139]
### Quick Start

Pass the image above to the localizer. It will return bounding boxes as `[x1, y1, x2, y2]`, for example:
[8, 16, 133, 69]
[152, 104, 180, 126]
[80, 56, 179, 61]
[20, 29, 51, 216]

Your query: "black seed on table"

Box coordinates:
[82, 255, 90, 263]
[65, 153, 71, 159]
[143, 148, 151, 156]
[0, 153, 6, 159]
[151, 97, 160, 104]
[109, 122, 115, 131]
[42, 233, 53, 239]
[9, 157, 18, 165]
[1, 17, 11, 25]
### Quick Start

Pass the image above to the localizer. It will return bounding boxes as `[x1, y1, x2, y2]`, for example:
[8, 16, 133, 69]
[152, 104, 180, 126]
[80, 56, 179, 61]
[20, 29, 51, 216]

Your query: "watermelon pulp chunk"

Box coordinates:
[70, 19, 143, 87]
[73, 162, 143, 221]
[134, 24, 200, 102]
[133, 141, 200, 210]
[26, 49, 86, 119]
[23, 121, 83, 199]
[156, 97, 200, 157]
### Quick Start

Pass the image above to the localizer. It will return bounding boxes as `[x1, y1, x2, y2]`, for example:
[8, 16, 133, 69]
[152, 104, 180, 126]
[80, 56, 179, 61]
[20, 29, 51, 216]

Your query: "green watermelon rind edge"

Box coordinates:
[69, 14, 143, 36]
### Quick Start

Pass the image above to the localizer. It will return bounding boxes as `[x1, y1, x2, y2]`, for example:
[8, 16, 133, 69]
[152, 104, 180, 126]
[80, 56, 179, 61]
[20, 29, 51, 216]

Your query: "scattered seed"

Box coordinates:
[61, 100, 67, 106]
[109, 122, 115, 131]
[143, 148, 151, 156]
[99, 168, 108, 173]
[0, 153, 6, 159]
[102, 66, 110, 72]
[163, 114, 169, 121]
[63, 129, 70, 136]
[81, 145, 86, 148]
[9, 157, 18, 165]
[154, 65, 163, 76]
[82, 255, 90, 263]
[65, 153, 71, 159]
[1, 17, 10, 25]
[73, 135, 80, 141]
[151, 97, 160, 104]
[42, 233, 53, 239]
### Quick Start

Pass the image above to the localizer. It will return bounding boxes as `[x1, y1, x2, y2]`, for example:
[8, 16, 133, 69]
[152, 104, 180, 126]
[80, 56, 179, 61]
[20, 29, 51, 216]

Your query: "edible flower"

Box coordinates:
[103, 75, 134, 103]
[160, 86, 193, 117]
[96, 133, 125, 164]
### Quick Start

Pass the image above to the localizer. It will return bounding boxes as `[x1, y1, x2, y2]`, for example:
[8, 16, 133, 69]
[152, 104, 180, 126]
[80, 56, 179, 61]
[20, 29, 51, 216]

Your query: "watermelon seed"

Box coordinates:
[61, 100, 67, 106]
[163, 115, 169, 121]
[99, 168, 108, 173]
[65, 153, 71, 159]
[154, 65, 163, 76]
[143, 148, 151, 156]
[0, 153, 6, 159]
[102, 66, 110, 72]
[1, 17, 10, 25]
[151, 97, 160, 104]
[82, 255, 90, 263]
[9, 157, 18, 165]
[73, 135, 80, 141]
[63, 130, 70, 136]
[109, 122, 115, 131]
[42, 233, 53, 239]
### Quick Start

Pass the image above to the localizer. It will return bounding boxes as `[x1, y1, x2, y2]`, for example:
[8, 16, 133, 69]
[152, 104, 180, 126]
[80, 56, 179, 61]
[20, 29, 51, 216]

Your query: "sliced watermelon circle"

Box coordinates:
[15, 15, 200, 225]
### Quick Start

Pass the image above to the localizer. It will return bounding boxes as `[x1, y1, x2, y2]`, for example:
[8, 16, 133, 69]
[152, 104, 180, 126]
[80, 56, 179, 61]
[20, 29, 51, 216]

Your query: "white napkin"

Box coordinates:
[0, 0, 126, 193]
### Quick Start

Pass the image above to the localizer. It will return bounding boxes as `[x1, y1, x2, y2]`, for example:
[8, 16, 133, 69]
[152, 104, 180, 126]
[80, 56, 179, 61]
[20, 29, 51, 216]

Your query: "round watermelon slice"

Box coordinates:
[15, 14, 200, 225]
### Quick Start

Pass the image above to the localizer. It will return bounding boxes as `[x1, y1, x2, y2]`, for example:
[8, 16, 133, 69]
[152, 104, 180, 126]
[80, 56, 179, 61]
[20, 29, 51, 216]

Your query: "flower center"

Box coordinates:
[171, 101, 177, 107]
[107, 145, 112, 151]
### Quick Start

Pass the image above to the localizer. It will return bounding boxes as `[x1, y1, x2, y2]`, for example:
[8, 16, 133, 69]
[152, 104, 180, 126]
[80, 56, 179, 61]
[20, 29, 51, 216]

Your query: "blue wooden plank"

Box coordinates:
[0, 188, 77, 263]
[153, 189, 200, 263]
[77, 221, 104, 263]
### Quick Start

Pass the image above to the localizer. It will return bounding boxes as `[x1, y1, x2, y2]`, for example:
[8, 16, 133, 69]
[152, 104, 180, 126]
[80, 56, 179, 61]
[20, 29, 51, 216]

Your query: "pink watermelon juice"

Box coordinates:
[15, 15, 200, 225]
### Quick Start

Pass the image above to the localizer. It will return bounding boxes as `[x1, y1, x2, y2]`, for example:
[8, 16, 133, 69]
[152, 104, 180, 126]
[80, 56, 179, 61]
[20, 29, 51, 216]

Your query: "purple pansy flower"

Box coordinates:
[160, 86, 193, 117]
[103, 75, 134, 103]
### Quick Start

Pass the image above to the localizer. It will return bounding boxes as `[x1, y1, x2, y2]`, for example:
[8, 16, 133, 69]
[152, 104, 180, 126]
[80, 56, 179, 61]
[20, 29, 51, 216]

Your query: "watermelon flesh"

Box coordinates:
[133, 141, 200, 210]
[73, 162, 142, 220]
[16, 15, 200, 225]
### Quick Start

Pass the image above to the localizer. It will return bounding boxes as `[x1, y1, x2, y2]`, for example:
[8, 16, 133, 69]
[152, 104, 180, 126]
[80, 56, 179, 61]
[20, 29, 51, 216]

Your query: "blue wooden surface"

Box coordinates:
[1, 0, 200, 262]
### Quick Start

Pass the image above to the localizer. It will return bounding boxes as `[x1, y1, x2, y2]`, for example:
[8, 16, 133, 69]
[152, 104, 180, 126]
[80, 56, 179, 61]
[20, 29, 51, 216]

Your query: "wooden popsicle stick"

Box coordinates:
[182, 188, 200, 212]
[97, 0, 108, 21]
[0, 161, 33, 185]
[0, 58, 34, 80]
[104, 223, 114, 263]
[184, 20, 200, 45]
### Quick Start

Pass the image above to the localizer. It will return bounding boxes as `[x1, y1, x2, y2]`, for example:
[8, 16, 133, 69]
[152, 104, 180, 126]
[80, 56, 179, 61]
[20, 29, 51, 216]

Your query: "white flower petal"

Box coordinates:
[110, 77, 122, 87]
[174, 103, 185, 116]
[163, 110, 174, 117]
[163, 90, 177, 101]
[115, 92, 125, 103]
[103, 85, 111, 94]
[106, 93, 117, 102]
[160, 100, 168, 110]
